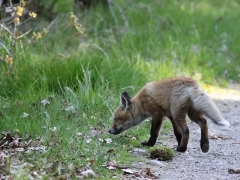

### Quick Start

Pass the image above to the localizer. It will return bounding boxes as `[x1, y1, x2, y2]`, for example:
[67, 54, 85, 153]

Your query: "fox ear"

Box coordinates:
[120, 91, 132, 109]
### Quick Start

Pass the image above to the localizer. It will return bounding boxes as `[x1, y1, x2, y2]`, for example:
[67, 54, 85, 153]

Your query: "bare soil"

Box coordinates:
[123, 83, 240, 180]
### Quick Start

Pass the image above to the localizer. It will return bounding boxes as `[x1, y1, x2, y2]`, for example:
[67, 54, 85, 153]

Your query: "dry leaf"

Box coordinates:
[68, 163, 76, 175]
[133, 172, 142, 178]
[76, 132, 82, 137]
[104, 138, 112, 144]
[90, 129, 98, 137]
[1, 132, 14, 144]
[32, 171, 42, 179]
[107, 160, 117, 166]
[149, 159, 165, 167]
[86, 139, 92, 144]
[123, 168, 133, 174]
[102, 160, 117, 170]
[98, 138, 103, 142]
[21, 112, 29, 118]
[65, 106, 76, 113]
[0, 152, 7, 166]
[209, 133, 229, 140]
[133, 148, 146, 154]
[50, 127, 57, 132]
[40, 99, 50, 106]
[106, 166, 116, 170]
[81, 169, 96, 178]
[107, 149, 114, 153]
[146, 168, 153, 176]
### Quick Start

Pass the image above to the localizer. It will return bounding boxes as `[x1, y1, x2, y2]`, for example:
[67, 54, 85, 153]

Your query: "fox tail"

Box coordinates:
[192, 93, 230, 127]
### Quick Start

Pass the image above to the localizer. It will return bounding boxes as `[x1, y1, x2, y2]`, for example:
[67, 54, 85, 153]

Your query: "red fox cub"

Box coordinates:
[109, 77, 230, 153]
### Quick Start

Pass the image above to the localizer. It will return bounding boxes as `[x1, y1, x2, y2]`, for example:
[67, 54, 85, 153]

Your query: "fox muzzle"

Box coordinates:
[108, 127, 123, 135]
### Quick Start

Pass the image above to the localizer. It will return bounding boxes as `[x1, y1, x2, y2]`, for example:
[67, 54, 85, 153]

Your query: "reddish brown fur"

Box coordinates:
[109, 77, 230, 152]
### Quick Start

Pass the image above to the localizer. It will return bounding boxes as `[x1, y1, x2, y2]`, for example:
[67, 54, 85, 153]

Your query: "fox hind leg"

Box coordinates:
[188, 108, 209, 153]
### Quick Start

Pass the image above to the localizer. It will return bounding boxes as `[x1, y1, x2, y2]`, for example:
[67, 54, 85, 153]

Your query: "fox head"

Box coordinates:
[108, 92, 135, 134]
[108, 91, 148, 135]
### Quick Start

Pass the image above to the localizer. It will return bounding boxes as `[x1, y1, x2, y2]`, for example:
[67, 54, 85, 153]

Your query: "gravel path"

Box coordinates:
[123, 83, 240, 180]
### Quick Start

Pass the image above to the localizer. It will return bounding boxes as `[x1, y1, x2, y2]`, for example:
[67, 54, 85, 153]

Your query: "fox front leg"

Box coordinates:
[142, 113, 163, 147]
[169, 116, 182, 146]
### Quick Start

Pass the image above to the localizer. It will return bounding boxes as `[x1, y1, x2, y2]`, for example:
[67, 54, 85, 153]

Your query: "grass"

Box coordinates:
[0, 0, 240, 178]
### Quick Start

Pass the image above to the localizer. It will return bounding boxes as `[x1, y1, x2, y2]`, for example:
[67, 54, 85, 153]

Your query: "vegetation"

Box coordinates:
[0, 0, 239, 178]
[150, 146, 174, 161]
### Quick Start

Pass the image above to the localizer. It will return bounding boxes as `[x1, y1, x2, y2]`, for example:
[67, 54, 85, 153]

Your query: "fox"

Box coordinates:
[108, 77, 230, 153]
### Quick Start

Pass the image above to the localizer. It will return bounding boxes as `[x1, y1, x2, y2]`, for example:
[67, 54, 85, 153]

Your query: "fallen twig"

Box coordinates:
[228, 168, 240, 174]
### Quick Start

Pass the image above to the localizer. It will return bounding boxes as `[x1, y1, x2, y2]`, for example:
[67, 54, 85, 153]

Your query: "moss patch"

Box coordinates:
[149, 146, 174, 161]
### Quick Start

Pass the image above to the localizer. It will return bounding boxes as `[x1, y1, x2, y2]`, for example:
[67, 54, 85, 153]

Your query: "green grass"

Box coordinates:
[1, 0, 240, 178]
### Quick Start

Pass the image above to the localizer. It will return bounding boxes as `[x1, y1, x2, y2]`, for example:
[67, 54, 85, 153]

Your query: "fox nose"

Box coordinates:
[108, 129, 111, 133]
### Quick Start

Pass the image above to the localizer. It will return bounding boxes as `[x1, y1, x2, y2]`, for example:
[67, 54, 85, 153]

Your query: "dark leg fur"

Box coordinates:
[188, 108, 209, 153]
[142, 113, 163, 147]
[176, 126, 189, 152]
[171, 106, 189, 152]
[169, 116, 182, 145]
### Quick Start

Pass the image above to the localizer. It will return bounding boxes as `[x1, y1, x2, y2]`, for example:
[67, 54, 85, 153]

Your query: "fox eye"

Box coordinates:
[114, 118, 120, 122]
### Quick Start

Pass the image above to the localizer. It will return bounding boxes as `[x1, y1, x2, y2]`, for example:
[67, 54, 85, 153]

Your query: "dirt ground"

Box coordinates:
[123, 83, 240, 180]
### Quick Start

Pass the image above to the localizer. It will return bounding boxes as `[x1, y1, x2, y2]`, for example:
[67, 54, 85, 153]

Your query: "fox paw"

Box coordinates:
[200, 140, 209, 153]
[141, 141, 154, 147]
[177, 145, 187, 152]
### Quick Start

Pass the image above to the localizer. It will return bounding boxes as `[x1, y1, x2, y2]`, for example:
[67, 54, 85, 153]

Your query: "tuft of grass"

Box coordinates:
[149, 146, 174, 161]
[0, 48, 147, 96]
